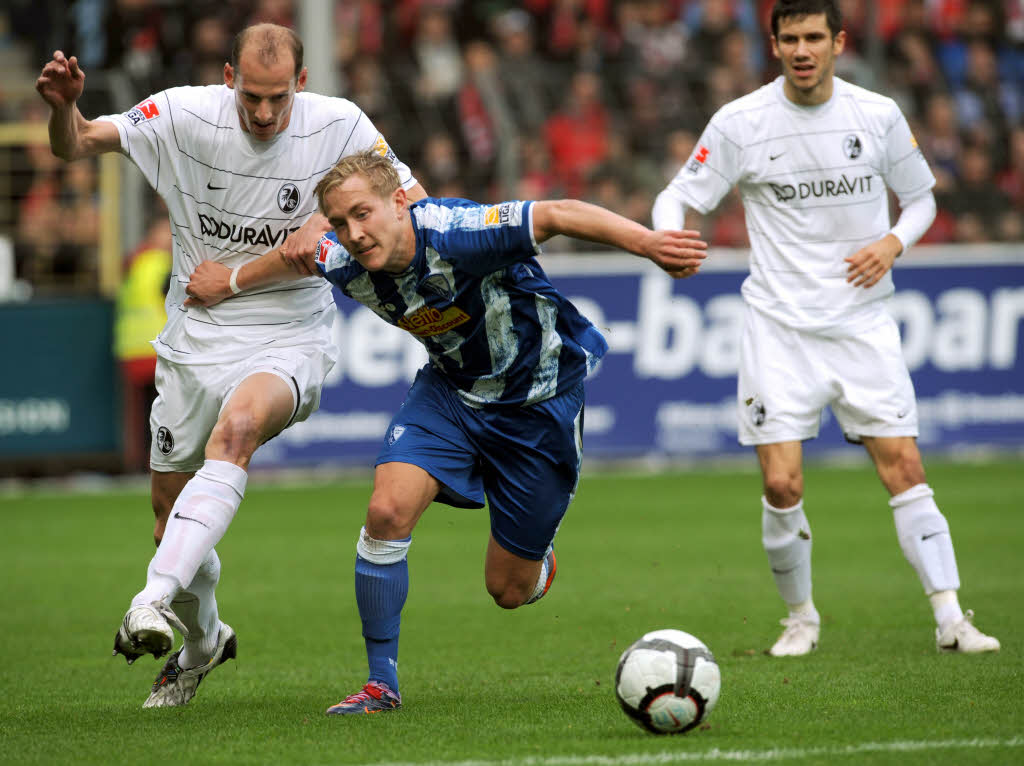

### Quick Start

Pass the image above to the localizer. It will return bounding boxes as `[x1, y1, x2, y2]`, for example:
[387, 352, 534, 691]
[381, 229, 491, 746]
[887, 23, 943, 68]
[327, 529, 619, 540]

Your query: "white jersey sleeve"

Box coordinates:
[660, 112, 744, 216]
[881, 109, 936, 204]
[97, 90, 180, 198]
[96, 86, 418, 365]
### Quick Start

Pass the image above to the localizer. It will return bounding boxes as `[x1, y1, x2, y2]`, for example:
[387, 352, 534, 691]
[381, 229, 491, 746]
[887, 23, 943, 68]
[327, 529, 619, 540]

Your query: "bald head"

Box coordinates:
[231, 23, 303, 79]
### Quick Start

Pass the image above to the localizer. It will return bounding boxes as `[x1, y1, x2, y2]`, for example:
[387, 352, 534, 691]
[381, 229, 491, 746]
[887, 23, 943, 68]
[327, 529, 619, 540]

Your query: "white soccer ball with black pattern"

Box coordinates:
[614, 629, 721, 735]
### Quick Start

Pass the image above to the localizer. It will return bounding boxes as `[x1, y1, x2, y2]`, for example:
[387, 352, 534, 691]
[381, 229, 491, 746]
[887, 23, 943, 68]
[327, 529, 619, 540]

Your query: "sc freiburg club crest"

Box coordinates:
[843, 134, 862, 159]
[156, 427, 174, 455]
[278, 183, 299, 212]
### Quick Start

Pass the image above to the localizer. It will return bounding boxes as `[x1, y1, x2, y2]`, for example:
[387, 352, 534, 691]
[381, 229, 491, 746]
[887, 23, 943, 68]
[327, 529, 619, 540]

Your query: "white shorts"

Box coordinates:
[149, 344, 334, 472]
[736, 306, 919, 446]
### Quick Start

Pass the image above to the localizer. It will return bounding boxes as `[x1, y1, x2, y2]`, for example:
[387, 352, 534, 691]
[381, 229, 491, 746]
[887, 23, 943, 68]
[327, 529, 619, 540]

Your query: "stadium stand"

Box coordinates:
[0, 0, 1020, 295]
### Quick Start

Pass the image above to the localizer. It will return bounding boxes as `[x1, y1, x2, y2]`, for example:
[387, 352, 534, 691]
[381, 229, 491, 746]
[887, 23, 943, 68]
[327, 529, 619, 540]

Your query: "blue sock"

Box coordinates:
[354, 552, 408, 694]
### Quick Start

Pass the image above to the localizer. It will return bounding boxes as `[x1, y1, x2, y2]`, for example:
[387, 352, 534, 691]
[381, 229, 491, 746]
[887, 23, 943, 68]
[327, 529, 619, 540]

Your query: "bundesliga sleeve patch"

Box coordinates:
[314, 235, 338, 272]
[374, 134, 399, 164]
[484, 202, 516, 226]
[124, 98, 160, 126]
[315, 236, 331, 265]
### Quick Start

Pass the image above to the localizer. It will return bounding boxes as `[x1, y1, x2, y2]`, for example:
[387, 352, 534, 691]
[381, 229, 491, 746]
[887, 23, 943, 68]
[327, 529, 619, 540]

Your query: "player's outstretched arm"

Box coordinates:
[184, 247, 311, 308]
[532, 199, 707, 278]
[36, 51, 119, 161]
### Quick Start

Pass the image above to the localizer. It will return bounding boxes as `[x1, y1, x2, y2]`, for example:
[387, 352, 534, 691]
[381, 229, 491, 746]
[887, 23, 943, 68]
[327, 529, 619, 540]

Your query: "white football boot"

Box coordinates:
[769, 616, 820, 657]
[936, 610, 1000, 653]
[113, 601, 189, 664]
[144, 623, 237, 708]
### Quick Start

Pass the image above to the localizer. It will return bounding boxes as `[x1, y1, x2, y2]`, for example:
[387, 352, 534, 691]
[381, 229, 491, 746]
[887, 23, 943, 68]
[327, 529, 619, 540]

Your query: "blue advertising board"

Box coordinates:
[0, 298, 119, 458]
[251, 249, 1024, 469]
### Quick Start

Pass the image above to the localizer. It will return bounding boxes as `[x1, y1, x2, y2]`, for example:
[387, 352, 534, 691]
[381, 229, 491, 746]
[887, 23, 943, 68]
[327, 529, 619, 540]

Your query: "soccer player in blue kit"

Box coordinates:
[184, 150, 708, 715]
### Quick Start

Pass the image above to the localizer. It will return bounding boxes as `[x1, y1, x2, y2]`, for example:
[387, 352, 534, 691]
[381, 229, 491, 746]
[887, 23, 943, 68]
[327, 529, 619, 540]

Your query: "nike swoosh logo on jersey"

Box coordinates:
[769, 152, 785, 161]
[206, 181, 228, 190]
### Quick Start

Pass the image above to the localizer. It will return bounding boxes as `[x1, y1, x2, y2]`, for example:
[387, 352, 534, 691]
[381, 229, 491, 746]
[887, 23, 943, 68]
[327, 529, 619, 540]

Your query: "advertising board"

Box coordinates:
[251, 249, 1024, 469]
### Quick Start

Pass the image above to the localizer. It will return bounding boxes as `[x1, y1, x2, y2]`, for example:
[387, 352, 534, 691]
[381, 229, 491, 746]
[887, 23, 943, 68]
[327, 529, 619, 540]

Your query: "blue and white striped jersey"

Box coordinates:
[315, 197, 607, 406]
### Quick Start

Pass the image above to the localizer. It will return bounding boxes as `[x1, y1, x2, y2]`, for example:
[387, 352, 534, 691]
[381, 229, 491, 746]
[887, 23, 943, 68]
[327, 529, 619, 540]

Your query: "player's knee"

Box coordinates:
[484, 565, 535, 609]
[207, 410, 262, 463]
[486, 580, 530, 610]
[763, 472, 802, 508]
[366, 495, 413, 540]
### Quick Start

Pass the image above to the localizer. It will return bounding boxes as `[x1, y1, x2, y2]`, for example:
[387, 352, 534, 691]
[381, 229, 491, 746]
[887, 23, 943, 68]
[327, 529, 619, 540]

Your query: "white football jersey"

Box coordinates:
[662, 76, 935, 335]
[99, 86, 417, 363]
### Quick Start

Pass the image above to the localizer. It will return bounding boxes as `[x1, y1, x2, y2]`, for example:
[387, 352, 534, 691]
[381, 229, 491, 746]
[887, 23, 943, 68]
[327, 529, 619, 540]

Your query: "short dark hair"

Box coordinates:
[771, 0, 842, 38]
[230, 23, 303, 79]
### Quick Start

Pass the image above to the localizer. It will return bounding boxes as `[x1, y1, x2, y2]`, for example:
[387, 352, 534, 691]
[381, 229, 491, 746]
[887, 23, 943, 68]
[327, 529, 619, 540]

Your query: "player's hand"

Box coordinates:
[183, 261, 232, 308]
[644, 229, 708, 279]
[279, 213, 330, 276]
[36, 51, 85, 109]
[845, 233, 902, 289]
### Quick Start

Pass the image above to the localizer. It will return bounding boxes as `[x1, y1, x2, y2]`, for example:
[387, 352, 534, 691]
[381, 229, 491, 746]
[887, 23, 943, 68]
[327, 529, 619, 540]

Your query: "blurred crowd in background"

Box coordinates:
[1, 0, 1022, 298]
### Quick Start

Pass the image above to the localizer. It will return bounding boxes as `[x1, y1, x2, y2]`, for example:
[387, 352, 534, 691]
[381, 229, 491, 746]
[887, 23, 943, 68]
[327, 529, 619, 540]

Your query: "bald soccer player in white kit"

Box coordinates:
[653, 0, 999, 657]
[36, 22, 426, 706]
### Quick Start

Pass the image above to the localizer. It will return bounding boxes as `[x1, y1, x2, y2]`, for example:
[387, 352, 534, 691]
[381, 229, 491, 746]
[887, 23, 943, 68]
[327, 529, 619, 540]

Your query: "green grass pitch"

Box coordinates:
[2, 458, 1021, 765]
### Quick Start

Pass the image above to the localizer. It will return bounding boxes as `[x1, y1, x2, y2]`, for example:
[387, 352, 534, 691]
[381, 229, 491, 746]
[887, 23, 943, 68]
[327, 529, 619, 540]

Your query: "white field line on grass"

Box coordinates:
[379, 737, 1024, 766]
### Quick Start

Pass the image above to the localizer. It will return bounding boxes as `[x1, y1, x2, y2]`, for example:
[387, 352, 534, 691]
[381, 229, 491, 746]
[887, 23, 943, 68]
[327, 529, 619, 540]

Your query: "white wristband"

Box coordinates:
[229, 265, 243, 295]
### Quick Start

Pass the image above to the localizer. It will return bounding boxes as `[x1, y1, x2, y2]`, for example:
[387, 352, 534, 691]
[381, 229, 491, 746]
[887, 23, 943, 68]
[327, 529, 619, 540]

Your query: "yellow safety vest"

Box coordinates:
[114, 247, 171, 360]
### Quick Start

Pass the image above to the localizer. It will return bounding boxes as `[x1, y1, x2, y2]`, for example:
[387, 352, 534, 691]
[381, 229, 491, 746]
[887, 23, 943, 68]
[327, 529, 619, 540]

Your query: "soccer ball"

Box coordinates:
[614, 629, 721, 735]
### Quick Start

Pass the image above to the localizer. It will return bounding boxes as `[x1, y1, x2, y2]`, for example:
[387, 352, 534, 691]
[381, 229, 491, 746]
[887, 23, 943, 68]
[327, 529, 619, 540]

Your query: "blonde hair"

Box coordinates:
[315, 151, 402, 214]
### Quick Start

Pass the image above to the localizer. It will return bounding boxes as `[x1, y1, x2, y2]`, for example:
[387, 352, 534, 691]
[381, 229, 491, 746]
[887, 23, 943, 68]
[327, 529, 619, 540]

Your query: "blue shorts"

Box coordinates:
[376, 365, 585, 561]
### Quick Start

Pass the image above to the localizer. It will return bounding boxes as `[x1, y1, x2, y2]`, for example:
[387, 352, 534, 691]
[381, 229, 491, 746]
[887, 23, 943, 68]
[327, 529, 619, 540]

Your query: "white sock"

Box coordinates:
[132, 460, 246, 608]
[175, 549, 223, 669]
[929, 589, 964, 632]
[891, 483, 961, 597]
[788, 599, 820, 624]
[761, 496, 814, 610]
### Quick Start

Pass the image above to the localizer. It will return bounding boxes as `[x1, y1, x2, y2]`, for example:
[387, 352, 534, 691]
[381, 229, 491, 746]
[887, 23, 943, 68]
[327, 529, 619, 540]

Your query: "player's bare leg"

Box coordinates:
[151, 471, 193, 545]
[327, 462, 437, 716]
[757, 441, 820, 656]
[757, 441, 804, 509]
[863, 436, 999, 653]
[364, 461, 438, 540]
[484, 535, 555, 609]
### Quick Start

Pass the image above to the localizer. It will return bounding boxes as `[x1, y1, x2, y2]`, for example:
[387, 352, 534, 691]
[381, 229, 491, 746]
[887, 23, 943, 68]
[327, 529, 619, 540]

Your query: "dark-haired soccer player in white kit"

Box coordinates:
[35, 23, 427, 707]
[653, 0, 999, 656]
